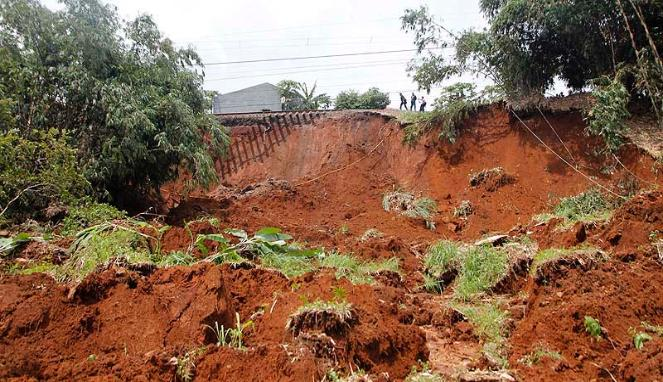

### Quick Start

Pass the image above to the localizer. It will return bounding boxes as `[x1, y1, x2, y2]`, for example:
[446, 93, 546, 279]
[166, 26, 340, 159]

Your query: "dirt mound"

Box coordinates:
[509, 258, 663, 381]
[601, 190, 663, 251]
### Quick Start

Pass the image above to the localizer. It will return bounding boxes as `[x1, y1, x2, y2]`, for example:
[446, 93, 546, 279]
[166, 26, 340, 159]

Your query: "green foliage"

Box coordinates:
[155, 251, 196, 267]
[454, 245, 508, 301]
[552, 189, 613, 224]
[277, 80, 331, 110]
[60, 202, 126, 236]
[633, 331, 653, 350]
[401, 2, 663, 122]
[518, 345, 562, 367]
[422, 240, 461, 293]
[0, 0, 229, 200]
[0, 130, 89, 219]
[175, 347, 205, 382]
[0, 232, 33, 256]
[584, 316, 603, 339]
[586, 77, 631, 152]
[320, 252, 400, 285]
[530, 246, 599, 275]
[334, 87, 391, 110]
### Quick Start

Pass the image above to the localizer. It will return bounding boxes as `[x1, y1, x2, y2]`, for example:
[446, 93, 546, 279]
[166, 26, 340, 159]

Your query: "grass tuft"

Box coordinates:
[383, 190, 437, 229]
[320, 252, 399, 285]
[452, 301, 509, 368]
[518, 345, 562, 367]
[454, 245, 508, 301]
[422, 240, 461, 293]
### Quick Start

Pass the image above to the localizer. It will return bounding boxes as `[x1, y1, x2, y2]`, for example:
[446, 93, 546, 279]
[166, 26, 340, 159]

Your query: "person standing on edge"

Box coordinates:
[399, 93, 408, 110]
[419, 96, 427, 112]
[410, 92, 417, 111]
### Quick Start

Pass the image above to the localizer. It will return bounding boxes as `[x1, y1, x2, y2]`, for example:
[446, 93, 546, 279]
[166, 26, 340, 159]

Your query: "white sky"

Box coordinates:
[45, 0, 491, 107]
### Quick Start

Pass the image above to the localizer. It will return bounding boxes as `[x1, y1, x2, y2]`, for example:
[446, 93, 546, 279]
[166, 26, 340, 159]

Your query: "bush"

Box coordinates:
[0, 130, 89, 219]
[335, 87, 390, 110]
[586, 77, 631, 152]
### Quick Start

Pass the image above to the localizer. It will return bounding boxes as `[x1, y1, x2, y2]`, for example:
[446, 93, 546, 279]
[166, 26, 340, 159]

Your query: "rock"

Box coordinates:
[474, 234, 509, 247]
[459, 370, 515, 382]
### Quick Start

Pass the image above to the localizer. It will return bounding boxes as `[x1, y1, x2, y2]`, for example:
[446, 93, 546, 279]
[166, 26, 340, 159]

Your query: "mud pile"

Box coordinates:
[2, 105, 662, 381]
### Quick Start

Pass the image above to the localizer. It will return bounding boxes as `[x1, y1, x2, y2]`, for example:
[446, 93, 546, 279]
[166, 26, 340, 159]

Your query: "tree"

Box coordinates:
[0, 0, 228, 204]
[276, 80, 331, 110]
[334, 87, 390, 110]
[401, 3, 663, 98]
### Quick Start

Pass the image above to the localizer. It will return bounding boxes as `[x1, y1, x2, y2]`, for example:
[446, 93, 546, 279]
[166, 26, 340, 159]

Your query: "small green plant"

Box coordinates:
[60, 202, 126, 236]
[175, 348, 205, 382]
[454, 245, 507, 301]
[633, 331, 653, 350]
[360, 228, 383, 242]
[453, 200, 473, 218]
[584, 316, 603, 339]
[518, 345, 562, 366]
[228, 312, 253, 350]
[453, 301, 509, 368]
[290, 299, 354, 324]
[339, 224, 350, 235]
[405, 362, 443, 382]
[205, 321, 230, 347]
[87, 354, 97, 362]
[156, 251, 196, 267]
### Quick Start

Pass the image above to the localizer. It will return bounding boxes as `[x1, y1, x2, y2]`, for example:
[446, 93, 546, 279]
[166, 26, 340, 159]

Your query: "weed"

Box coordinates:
[584, 316, 603, 339]
[453, 301, 509, 368]
[205, 321, 230, 347]
[87, 354, 96, 362]
[359, 228, 383, 242]
[156, 251, 196, 267]
[633, 331, 653, 350]
[405, 362, 443, 382]
[518, 345, 562, 366]
[453, 200, 473, 218]
[10, 262, 58, 276]
[175, 347, 205, 382]
[228, 312, 253, 350]
[454, 245, 507, 301]
[339, 224, 350, 235]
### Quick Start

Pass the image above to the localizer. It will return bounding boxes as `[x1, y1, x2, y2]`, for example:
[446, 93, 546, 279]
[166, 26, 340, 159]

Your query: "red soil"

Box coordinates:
[2, 105, 662, 381]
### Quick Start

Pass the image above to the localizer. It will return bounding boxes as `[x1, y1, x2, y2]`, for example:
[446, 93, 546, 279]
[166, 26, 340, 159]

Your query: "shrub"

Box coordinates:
[585, 77, 631, 152]
[0, 130, 89, 220]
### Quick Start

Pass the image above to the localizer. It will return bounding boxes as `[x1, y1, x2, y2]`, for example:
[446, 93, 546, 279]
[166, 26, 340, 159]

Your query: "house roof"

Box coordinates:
[219, 82, 279, 97]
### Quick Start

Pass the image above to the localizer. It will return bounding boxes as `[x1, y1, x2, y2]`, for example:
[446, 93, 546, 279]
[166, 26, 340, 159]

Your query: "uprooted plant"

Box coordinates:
[382, 190, 437, 229]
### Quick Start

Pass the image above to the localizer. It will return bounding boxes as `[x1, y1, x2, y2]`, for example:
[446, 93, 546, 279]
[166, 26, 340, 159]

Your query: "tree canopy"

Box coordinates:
[334, 88, 391, 110]
[0, 0, 228, 206]
[402, 1, 663, 103]
[277, 80, 332, 110]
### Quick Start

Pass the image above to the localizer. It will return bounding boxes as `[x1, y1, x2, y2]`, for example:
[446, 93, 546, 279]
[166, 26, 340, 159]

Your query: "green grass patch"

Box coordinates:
[452, 301, 509, 368]
[60, 202, 126, 236]
[530, 245, 600, 275]
[422, 240, 461, 293]
[535, 189, 615, 228]
[454, 245, 508, 301]
[320, 252, 399, 284]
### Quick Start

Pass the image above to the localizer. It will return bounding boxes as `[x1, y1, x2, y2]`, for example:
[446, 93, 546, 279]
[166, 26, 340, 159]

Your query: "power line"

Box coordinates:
[205, 58, 409, 76]
[203, 48, 431, 66]
[205, 61, 409, 81]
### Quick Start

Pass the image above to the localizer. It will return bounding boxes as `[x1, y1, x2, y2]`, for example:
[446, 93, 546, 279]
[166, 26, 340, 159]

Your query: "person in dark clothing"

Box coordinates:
[419, 96, 427, 112]
[399, 93, 408, 110]
[410, 93, 417, 111]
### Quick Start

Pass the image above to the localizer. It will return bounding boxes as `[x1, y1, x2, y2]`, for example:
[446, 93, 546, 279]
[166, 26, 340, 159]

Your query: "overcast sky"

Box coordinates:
[45, 0, 490, 107]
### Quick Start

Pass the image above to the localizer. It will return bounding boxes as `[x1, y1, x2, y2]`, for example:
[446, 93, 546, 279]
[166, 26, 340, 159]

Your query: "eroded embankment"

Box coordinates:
[2, 106, 663, 381]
